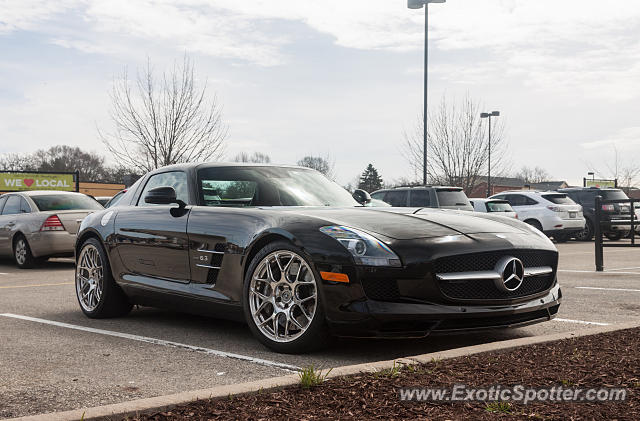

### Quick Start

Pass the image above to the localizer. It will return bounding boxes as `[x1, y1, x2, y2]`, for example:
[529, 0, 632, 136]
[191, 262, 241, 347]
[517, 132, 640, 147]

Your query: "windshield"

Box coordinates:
[31, 194, 104, 211]
[197, 166, 359, 207]
[436, 189, 472, 209]
[542, 194, 575, 205]
[601, 190, 629, 200]
[486, 201, 514, 212]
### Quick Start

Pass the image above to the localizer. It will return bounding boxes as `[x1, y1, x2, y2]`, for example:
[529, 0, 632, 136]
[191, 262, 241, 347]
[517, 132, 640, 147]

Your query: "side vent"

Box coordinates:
[197, 243, 227, 285]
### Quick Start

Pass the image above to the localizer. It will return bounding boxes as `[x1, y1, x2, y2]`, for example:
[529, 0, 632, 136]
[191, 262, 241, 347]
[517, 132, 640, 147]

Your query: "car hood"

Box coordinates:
[285, 207, 528, 240]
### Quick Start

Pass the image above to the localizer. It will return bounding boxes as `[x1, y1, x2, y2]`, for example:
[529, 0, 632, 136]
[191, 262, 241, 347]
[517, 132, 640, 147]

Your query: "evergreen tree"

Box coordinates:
[358, 164, 384, 192]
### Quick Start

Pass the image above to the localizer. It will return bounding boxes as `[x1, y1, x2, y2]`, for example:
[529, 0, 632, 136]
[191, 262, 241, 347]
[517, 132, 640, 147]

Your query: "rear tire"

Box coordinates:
[575, 220, 594, 241]
[75, 237, 132, 318]
[243, 241, 329, 354]
[605, 232, 623, 241]
[13, 235, 36, 269]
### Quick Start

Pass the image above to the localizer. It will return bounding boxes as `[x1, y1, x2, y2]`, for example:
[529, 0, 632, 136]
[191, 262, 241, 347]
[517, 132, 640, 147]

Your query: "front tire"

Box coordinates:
[243, 241, 329, 354]
[76, 238, 132, 318]
[14, 235, 36, 269]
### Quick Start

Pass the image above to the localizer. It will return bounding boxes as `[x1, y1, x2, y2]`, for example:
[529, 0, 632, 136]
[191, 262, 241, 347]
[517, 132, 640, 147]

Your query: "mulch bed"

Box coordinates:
[129, 328, 640, 420]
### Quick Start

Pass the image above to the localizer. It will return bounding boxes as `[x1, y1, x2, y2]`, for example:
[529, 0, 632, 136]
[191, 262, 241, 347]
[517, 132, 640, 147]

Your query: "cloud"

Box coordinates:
[582, 127, 640, 150]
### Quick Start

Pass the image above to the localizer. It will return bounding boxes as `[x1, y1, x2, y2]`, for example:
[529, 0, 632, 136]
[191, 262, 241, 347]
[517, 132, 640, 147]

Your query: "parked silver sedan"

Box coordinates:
[0, 191, 103, 268]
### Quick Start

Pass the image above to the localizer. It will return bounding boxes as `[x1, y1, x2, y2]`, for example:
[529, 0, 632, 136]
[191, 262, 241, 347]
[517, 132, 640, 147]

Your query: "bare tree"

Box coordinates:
[516, 166, 551, 184]
[403, 95, 508, 194]
[232, 152, 271, 163]
[587, 145, 640, 191]
[297, 154, 335, 179]
[99, 56, 227, 172]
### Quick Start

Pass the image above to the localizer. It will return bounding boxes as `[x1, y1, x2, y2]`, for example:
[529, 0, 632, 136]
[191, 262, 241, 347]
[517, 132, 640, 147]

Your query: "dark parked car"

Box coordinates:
[558, 187, 631, 241]
[371, 186, 473, 211]
[75, 163, 561, 353]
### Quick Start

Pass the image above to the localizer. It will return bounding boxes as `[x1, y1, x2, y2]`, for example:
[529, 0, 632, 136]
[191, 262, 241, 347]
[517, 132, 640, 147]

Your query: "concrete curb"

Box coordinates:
[9, 321, 640, 421]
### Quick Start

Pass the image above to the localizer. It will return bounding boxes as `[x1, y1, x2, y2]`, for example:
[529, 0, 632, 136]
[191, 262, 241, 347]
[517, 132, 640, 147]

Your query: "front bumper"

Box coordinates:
[25, 231, 77, 258]
[325, 283, 562, 338]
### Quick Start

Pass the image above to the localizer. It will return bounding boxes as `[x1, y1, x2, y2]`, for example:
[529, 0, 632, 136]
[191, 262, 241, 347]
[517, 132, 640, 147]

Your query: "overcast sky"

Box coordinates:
[1, 0, 639, 186]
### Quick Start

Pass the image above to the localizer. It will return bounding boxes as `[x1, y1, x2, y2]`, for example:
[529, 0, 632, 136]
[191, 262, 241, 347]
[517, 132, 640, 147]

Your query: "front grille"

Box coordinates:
[434, 250, 557, 274]
[439, 275, 554, 300]
[361, 278, 400, 301]
[435, 250, 557, 301]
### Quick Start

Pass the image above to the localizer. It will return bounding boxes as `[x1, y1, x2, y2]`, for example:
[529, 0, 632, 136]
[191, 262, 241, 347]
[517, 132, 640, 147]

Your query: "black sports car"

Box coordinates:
[75, 163, 561, 353]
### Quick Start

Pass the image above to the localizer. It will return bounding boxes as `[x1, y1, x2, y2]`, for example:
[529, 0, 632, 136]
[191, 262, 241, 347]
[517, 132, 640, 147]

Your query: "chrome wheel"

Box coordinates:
[14, 239, 27, 265]
[76, 244, 104, 312]
[249, 251, 318, 343]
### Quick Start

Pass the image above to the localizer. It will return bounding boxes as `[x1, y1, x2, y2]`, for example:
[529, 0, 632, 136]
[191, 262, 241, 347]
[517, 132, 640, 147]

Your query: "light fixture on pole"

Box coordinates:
[408, 0, 446, 186]
[480, 111, 500, 197]
[588, 171, 595, 182]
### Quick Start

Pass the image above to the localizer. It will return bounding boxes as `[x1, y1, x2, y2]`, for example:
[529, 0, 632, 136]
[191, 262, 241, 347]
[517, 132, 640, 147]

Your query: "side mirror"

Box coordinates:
[352, 189, 372, 205]
[145, 186, 178, 205]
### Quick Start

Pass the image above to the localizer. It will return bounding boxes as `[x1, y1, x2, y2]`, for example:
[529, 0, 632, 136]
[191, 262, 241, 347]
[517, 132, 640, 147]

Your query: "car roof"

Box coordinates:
[149, 162, 313, 173]
[373, 185, 463, 192]
[1, 190, 87, 197]
[559, 187, 620, 192]
[471, 198, 508, 202]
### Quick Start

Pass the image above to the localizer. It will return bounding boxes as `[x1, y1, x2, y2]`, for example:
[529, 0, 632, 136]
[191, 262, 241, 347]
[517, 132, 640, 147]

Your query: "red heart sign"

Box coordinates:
[23, 179, 34, 187]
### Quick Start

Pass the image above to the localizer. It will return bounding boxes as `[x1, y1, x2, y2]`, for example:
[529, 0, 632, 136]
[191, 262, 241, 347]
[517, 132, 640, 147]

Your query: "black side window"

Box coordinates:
[2, 196, 21, 215]
[506, 194, 530, 207]
[370, 192, 386, 201]
[409, 189, 431, 207]
[383, 190, 408, 207]
[137, 172, 189, 206]
[526, 196, 539, 205]
[578, 191, 595, 205]
[0, 196, 7, 214]
[19, 197, 31, 213]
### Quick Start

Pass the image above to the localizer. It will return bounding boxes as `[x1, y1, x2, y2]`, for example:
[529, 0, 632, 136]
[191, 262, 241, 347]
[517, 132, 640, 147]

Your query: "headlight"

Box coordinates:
[319, 226, 401, 267]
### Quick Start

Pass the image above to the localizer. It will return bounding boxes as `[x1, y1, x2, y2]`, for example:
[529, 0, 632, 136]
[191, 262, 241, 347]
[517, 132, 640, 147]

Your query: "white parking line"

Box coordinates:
[576, 286, 640, 293]
[553, 318, 610, 326]
[0, 313, 300, 372]
[558, 269, 640, 275]
[607, 266, 640, 271]
[0, 272, 8, 275]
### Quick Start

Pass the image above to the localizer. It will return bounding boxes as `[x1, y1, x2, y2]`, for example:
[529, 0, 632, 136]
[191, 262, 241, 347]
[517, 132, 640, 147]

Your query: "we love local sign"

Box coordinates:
[0, 172, 76, 192]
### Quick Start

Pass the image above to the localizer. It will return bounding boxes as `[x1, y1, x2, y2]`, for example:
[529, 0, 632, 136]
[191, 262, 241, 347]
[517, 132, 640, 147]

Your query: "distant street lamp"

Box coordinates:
[481, 111, 500, 197]
[588, 171, 595, 182]
[408, 0, 446, 185]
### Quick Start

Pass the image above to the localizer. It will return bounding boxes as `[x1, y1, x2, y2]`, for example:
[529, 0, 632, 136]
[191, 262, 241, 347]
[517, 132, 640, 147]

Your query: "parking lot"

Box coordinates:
[1, 241, 640, 419]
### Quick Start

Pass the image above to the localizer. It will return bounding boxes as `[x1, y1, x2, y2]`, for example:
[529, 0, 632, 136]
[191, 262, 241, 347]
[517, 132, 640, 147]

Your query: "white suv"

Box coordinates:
[489, 191, 585, 241]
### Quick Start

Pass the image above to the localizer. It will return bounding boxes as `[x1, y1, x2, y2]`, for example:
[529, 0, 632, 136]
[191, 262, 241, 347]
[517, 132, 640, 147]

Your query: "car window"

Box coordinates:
[383, 190, 408, 207]
[578, 191, 595, 205]
[0, 196, 7, 214]
[2, 196, 21, 215]
[436, 189, 471, 207]
[541, 194, 575, 205]
[105, 191, 124, 208]
[198, 166, 357, 207]
[19, 197, 31, 213]
[138, 171, 189, 206]
[486, 201, 514, 212]
[201, 180, 258, 207]
[409, 189, 430, 207]
[505, 194, 529, 206]
[601, 190, 628, 200]
[30, 194, 103, 211]
[370, 192, 385, 201]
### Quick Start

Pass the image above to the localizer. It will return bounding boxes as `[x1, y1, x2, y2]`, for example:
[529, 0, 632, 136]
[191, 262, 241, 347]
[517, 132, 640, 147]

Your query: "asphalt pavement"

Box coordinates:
[1, 240, 639, 418]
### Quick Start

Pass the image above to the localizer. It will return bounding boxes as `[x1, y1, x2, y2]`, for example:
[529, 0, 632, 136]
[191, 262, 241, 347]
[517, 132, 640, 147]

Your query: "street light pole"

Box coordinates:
[481, 111, 500, 197]
[408, 0, 445, 186]
[423, 5, 428, 186]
